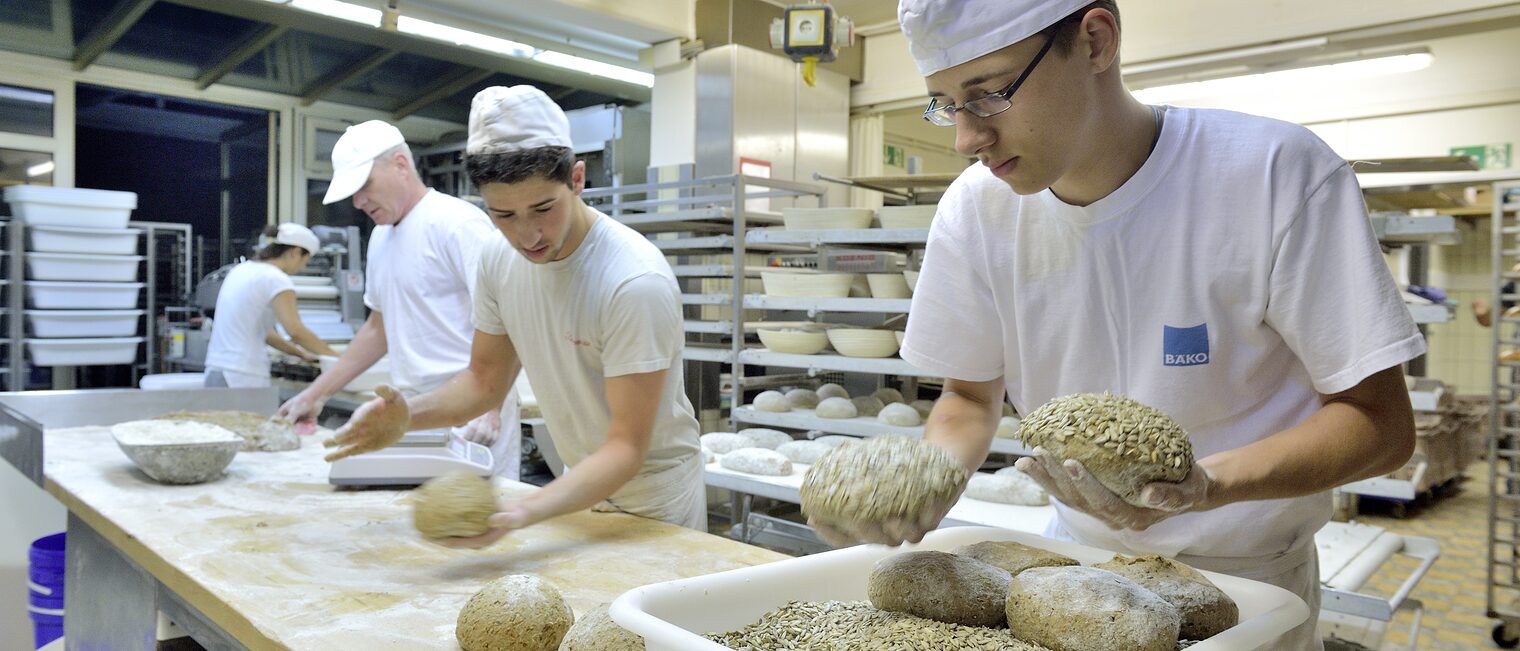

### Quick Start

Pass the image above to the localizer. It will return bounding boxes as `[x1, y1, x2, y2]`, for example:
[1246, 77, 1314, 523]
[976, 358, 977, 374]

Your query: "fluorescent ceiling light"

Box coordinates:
[532, 50, 655, 87]
[280, 0, 380, 26]
[26, 161, 55, 178]
[0, 86, 54, 105]
[1133, 51, 1434, 105]
[397, 16, 536, 58]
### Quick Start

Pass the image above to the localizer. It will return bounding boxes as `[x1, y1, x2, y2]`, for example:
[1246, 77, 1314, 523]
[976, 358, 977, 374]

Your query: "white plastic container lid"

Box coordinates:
[28, 252, 145, 262]
[3, 186, 137, 209]
[27, 224, 141, 236]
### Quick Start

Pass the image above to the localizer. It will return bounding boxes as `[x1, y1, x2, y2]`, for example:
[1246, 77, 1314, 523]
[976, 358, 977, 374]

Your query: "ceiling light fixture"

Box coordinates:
[1131, 49, 1434, 105]
[26, 161, 55, 178]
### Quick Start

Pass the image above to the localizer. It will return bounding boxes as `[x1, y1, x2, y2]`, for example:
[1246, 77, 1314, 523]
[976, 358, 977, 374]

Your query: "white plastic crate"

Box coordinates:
[3, 186, 136, 228]
[25, 337, 143, 366]
[28, 225, 141, 255]
[611, 526, 1310, 651]
[26, 281, 144, 309]
[26, 310, 144, 338]
[26, 252, 143, 281]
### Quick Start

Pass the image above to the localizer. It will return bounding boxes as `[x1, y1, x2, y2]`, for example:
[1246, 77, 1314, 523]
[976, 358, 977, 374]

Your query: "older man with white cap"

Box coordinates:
[278, 119, 522, 479]
[811, 2, 1423, 647]
[325, 86, 705, 537]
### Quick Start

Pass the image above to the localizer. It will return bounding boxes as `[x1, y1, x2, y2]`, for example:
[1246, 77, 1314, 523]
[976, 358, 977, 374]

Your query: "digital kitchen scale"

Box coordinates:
[328, 433, 493, 487]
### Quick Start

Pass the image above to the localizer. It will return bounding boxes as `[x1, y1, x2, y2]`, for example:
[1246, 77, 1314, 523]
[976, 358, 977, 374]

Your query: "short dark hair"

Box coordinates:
[465, 146, 575, 189]
[1044, 1, 1120, 56]
[255, 224, 300, 261]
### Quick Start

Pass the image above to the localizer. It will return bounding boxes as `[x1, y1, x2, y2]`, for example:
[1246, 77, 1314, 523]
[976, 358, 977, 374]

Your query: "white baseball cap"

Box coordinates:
[322, 120, 407, 205]
[263, 223, 321, 255]
[899, 0, 1092, 76]
[466, 85, 572, 156]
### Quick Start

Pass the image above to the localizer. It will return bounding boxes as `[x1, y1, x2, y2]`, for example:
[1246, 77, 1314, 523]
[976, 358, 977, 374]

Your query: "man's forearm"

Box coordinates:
[309, 319, 386, 397]
[407, 366, 512, 431]
[515, 437, 645, 525]
[924, 391, 1001, 474]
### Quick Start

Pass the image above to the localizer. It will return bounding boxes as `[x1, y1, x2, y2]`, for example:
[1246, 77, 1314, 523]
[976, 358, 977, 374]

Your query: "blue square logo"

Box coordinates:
[1163, 323, 1210, 367]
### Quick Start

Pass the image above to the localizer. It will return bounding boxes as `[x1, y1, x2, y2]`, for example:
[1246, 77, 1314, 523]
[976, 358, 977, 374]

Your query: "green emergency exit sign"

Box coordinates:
[884, 144, 906, 168]
[1450, 143, 1512, 170]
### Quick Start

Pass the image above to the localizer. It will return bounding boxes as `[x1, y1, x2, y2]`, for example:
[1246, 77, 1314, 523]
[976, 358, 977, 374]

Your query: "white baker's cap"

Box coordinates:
[467, 85, 572, 156]
[263, 223, 321, 255]
[899, 0, 1093, 76]
[322, 120, 407, 205]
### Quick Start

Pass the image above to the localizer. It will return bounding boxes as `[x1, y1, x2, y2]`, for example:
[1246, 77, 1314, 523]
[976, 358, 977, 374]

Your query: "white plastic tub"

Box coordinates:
[27, 310, 144, 338]
[140, 373, 208, 391]
[25, 337, 143, 366]
[3, 186, 137, 228]
[27, 281, 144, 309]
[27, 252, 143, 281]
[28, 225, 141, 255]
[611, 526, 1309, 651]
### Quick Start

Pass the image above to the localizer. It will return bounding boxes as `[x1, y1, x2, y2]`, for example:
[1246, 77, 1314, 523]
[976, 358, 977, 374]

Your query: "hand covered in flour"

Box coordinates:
[436, 504, 535, 550]
[807, 489, 962, 548]
[277, 389, 327, 434]
[323, 384, 410, 462]
[458, 408, 503, 446]
[1015, 447, 1214, 531]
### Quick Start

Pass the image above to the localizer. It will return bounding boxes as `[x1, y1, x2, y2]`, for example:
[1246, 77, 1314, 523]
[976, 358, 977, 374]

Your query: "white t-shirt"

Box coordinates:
[365, 189, 499, 394]
[901, 106, 1425, 562]
[205, 261, 295, 378]
[473, 209, 701, 479]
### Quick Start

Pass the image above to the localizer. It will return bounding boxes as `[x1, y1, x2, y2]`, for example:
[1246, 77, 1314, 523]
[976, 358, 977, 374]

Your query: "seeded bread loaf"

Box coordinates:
[1006, 566, 1181, 651]
[1094, 554, 1239, 640]
[951, 540, 1078, 576]
[1016, 392, 1192, 505]
[867, 551, 1011, 627]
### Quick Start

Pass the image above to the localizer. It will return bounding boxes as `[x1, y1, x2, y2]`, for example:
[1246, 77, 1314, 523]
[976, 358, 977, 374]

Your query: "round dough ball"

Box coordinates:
[719, 448, 793, 476]
[1094, 555, 1239, 640]
[850, 396, 885, 417]
[736, 428, 793, 450]
[700, 432, 757, 455]
[559, 603, 644, 651]
[951, 540, 1078, 576]
[963, 472, 1047, 506]
[776, 440, 832, 464]
[784, 388, 820, 409]
[812, 434, 858, 448]
[871, 387, 904, 405]
[814, 397, 858, 419]
[1017, 392, 1193, 505]
[877, 402, 923, 427]
[816, 383, 850, 400]
[456, 574, 574, 651]
[1006, 566, 1181, 651]
[801, 436, 967, 527]
[995, 416, 1021, 439]
[867, 551, 1011, 627]
[910, 399, 935, 419]
[753, 390, 791, 413]
[413, 471, 496, 539]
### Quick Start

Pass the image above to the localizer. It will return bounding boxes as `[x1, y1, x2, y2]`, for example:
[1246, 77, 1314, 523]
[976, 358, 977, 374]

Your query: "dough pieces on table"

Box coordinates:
[816, 383, 850, 400]
[700, 432, 757, 455]
[776, 440, 832, 464]
[736, 428, 793, 450]
[951, 540, 1077, 577]
[456, 574, 574, 651]
[867, 551, 1011, 627]
[814, 397, 858, 419]
[1006, 566, 1181, 651]
[1094, 554, 1239, 640]
[850, 396, 885, 417]
[559, 602, 645, 650]
[964, 472, 1047, 505]
[877, 402, 922, 427]
[753, 390, 791, 413]
[719, 448, 794, 476]
[871, 387, 904, 405]
[413, 470, 497, 539]
[785, 388, 820, 409]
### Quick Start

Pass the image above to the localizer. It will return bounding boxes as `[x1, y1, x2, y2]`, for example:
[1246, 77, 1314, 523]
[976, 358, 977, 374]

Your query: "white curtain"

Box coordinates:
[848, 113, 886, 209]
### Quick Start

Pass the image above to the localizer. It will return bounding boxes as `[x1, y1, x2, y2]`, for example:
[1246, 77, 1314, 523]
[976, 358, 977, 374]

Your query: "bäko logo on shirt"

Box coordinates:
[1163, 323, 1210, 367]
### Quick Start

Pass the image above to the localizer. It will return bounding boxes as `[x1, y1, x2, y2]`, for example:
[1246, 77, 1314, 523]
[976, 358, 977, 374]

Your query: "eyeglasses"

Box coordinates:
[922, 31, 1058, 127]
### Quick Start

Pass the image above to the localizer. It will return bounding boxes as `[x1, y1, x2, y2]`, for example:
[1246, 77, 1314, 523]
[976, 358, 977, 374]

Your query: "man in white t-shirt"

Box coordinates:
[812, 2, 1423, 647]
[278, 119, 522, 479]
[324, 86, 705, 538]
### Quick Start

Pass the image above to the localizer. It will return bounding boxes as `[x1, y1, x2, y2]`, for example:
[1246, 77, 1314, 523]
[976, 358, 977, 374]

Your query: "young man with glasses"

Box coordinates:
[814, 2, 1421, 647]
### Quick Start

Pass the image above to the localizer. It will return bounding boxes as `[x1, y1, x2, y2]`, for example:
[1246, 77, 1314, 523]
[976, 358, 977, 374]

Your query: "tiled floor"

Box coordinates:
[1342, 462, 1498, 650]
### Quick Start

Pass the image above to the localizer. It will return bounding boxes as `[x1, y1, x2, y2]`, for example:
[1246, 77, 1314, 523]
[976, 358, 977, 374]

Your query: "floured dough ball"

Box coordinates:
[801, 436, 968, 529]
[851, 396, 885, 417]
[910, 399, 935, 419]
[814, 397, 858, 419]
[816, 383, 850, 400]
[1094, 555, 1239, 640]
[700, 432, 757, 455]
[951, 540, 1077, 576]
[457, 574, 574, 651]
[1016, 392, 1192, 505]
[736, 428, 793, 450]
[812, 434, 858, 447]
[867, 551, 1011, 627]
[1006, 566, 1181, 651]
[559, 603, 644, 651]
[963, 472, 1047, 505]
[877, 402, 922, 427]
[413, 471, 497, 539]
[784, 388, 820, 409]
[872, 387, 905, 405]
[776, 440, 832, 464]
[753, 390, 791, 413]
[995, 416, 1021, 439]
[720, 448, 793, 476]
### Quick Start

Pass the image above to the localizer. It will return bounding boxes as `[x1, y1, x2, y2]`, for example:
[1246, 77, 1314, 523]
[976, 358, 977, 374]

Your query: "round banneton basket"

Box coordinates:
[111, 420, 241, 484]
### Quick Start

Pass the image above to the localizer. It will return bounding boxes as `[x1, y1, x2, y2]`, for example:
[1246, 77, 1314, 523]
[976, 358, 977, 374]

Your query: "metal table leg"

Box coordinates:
[64, 513, 157, 650]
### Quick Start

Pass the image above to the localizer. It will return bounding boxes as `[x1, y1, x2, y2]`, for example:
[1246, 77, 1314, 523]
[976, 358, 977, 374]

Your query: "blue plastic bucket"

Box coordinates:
[28, 605, 63, 649]
[28, 590, 63, 611]
[32, 621, 61, 649]
[28, 533, 65, 570]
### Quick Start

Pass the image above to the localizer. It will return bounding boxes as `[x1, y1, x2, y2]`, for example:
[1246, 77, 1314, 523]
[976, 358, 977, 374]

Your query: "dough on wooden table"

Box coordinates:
[1006, 566, 1181, 651]
[736, 428, 793, 450]
[1094, 555, 1239, 640]
[700, 432, 757, 455]
[910, 399, 935, 419]
[877, 403, 922, 427]
[872, 387, 904, 405]
[412, 470, 496, 539]
[816, 383, 850, 400]
[559, 602, 644, 650]
[776, 440, 832, 464]
[753, 391, 791, 412]
[850, 396, 885, 417]
[867, 551, 1011, 627]
[963, 472, 1047, 505]
[814, 397, 858, 419]
[457, 574, 574, 651]
[720, 448, 793, 476]
[785, 388, 821, 409]
[951, 540, 1077, 576]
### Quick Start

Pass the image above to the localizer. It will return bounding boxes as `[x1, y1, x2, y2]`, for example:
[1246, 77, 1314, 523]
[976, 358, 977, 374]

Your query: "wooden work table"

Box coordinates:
[43, 425, 786, 650]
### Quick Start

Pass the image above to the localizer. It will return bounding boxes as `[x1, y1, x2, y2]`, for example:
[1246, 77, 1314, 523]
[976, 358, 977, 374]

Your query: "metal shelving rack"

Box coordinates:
[3, 218, 16, 390]
[1488, 182, 1520, 645]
